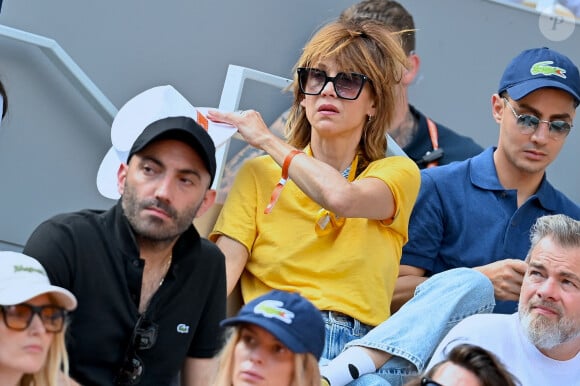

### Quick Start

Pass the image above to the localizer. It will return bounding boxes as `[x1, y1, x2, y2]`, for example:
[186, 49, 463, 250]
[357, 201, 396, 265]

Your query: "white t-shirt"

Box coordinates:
[429, 313, 580, 385]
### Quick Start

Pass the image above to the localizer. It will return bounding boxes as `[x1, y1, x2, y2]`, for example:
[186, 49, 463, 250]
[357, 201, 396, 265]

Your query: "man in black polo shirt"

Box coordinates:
[24, 85, 226, 386]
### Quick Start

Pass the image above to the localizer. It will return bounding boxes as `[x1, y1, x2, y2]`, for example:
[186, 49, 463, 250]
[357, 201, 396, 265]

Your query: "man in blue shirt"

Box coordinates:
[396, 48, 580, 315]
[320, 47, 580, 386]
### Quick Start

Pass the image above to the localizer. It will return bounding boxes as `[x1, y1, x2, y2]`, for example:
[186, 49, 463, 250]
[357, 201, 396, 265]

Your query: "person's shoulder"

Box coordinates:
[420, 152, 474, 180]
[447, 313, 514, 343]
[230, 155, 277, 182]
[436, 124, 483, 159]
[554, 193, 580, 217]
[371, 155, 419, 169]
[435, 122, 483, 148]
[38, 208, 108, 228]
[413, 105, 484, 164]
[541, 180, 580, 218]
[199, 237, 226, 259]
[242, 154, 276, 170]
[367, 156, 421, 183]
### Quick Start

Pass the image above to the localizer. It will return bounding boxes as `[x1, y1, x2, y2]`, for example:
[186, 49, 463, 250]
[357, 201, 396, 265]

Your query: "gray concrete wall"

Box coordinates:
[0, 0, 578, 248]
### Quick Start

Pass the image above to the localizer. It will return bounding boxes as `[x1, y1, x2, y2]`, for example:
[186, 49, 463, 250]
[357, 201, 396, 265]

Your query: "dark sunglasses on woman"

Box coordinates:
[297, 67, 371, 100]
[0, 303, 67, 332]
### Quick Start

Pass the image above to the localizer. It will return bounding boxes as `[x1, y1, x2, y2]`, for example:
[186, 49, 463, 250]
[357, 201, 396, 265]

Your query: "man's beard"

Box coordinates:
[121, 181, 202, 243]
[519, 300, 580, 350]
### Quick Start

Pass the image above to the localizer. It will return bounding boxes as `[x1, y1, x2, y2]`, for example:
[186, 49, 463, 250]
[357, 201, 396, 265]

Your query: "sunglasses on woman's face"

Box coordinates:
[0, 303, 67, 332]
[297, 67, 370, 100]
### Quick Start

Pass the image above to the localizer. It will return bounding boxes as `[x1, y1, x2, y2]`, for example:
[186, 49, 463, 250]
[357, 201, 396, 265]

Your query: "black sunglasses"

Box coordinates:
[297, 67, 370, 100]
[114, 316, 158, 385]
[421, 377, 444, 386]
[0, 303, 67, 332]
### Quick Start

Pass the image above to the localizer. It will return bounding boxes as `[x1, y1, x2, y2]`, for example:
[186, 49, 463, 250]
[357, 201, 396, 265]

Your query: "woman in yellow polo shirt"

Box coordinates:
[209, 18, 420, 363]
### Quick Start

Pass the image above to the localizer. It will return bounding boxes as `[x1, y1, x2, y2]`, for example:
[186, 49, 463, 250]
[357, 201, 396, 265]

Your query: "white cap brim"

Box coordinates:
[1, 284, 77, 311]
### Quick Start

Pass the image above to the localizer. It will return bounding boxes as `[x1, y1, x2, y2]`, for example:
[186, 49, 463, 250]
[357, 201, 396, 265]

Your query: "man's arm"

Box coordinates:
[474, 259, 528, 301]
[23, 218, 75, 288]
[181, 357, 219, 386]
[392, 259, 526, 314]
[215, 234, 249, 295]
[390, 265, 427, 313]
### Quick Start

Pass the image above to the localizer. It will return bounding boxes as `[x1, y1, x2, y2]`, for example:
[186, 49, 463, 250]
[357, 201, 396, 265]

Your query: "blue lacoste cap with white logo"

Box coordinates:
[498, 47, 580, 105]
[221, 290, 325, 359]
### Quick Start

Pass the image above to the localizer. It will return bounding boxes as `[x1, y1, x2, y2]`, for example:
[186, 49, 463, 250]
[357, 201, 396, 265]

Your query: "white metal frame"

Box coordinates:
[213, 64, 292, 188]
[0, 23, 117, 123]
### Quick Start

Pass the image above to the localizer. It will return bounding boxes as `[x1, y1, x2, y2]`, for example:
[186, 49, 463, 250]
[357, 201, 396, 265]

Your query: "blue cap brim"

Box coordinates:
[220, 315, 314, 357]
[506, 78, 580, 103]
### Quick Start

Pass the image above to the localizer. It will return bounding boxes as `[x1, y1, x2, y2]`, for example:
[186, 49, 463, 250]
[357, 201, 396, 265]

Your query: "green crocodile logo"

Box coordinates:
[530, 61, 566, 79]
[254, 300, 294, 324]
[176, 323, 190, 334]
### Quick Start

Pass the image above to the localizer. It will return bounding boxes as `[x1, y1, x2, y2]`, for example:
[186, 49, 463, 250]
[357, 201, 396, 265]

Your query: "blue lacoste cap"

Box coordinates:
[221, 290, 326, 359]
[498, 47, 580, 105]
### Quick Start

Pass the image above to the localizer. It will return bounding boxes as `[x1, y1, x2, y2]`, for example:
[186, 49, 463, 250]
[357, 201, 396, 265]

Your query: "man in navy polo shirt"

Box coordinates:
[23, 85, 226, 386]
[320, 47, 580, 386]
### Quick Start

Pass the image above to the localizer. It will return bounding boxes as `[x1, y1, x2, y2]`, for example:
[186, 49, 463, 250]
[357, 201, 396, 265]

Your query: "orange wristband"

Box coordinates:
[264, 149, 304, 214]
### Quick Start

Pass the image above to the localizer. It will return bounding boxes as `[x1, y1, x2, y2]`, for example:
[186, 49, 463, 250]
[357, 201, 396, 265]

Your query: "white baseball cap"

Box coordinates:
[0, 251, 77, 310]
[96, 85, 236, 199]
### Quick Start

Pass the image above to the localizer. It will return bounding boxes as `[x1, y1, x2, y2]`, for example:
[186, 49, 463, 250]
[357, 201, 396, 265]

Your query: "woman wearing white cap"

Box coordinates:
[0, 251, 77, 386]
[213, 290, 325, 386]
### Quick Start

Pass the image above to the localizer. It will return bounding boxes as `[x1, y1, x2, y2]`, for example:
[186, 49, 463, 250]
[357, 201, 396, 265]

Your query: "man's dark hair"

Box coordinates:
[339, 0, 415, 55]
[427, 344, 520, 386]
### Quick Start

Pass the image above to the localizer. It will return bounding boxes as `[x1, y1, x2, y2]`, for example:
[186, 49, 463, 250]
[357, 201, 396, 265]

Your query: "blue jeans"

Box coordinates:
[321, 310, 374, 360]
[322, 268, 496, 386]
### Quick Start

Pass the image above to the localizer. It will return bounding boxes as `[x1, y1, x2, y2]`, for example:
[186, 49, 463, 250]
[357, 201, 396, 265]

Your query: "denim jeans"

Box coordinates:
[322, 268, 496, 386]
[321, 310, 375, 360]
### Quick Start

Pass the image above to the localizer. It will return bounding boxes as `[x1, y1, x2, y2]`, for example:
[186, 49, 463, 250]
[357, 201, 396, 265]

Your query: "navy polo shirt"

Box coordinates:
[403, 105, 484, 168]
[24, 202, 226, 386]
[402, 147, 580, 313]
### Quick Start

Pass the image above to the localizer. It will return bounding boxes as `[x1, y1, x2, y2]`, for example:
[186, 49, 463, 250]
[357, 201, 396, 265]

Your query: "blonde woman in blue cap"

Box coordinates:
[0, 251, 77, 386]
[214, 290, 325, 386]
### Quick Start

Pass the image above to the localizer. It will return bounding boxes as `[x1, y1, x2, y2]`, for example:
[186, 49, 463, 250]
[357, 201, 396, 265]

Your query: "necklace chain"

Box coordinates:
[158, 254, 173, 287]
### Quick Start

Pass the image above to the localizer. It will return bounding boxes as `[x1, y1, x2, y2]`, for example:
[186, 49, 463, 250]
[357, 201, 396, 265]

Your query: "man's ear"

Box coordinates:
[402, 53, 420, 86]
[491, 94, 504, 124]
[195, 189, 217, 219]
[117, 163, 128, 196]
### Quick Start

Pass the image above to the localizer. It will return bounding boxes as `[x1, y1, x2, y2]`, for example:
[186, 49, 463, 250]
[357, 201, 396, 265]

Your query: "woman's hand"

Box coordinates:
[207, 109, 274, 150]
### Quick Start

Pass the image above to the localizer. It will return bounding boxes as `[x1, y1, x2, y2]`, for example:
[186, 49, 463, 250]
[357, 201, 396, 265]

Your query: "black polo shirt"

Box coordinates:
[24, 201, 226, 386]
[404, 105, 484, 168]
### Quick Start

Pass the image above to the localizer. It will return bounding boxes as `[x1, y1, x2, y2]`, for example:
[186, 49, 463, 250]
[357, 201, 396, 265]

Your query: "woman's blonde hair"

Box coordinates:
[286, 19, 408, 166]
[213, 327, 321, 386]
[17, 299, 71, 386]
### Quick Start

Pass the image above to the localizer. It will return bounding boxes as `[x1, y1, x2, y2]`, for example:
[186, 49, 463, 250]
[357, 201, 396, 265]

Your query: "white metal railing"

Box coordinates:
[0, 23, 117, 123]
